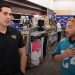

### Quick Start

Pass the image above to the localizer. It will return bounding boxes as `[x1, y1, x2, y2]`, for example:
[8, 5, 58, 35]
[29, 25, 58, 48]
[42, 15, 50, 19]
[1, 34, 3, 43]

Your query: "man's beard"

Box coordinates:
[67, 32, 75, 38]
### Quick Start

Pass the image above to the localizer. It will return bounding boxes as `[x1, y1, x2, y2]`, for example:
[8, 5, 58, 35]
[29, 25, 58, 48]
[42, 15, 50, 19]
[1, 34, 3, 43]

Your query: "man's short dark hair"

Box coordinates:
[0, 3, 11, 12]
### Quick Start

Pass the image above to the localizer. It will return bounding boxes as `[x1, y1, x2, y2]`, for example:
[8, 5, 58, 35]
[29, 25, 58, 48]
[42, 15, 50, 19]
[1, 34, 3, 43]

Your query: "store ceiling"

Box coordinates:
[52, 0, 75, 10]
[53, 0, 74, 1]
[27, 0, 75, 10]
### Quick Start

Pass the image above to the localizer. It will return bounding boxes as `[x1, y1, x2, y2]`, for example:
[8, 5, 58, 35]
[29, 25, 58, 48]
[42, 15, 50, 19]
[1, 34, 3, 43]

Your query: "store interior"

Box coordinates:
[1, 0, 75, 75]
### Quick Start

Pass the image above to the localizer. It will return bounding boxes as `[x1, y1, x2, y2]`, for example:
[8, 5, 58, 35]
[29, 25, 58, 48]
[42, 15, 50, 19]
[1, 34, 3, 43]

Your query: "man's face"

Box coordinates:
[0, 7, 12, 27]
[66, 21, 75, 37]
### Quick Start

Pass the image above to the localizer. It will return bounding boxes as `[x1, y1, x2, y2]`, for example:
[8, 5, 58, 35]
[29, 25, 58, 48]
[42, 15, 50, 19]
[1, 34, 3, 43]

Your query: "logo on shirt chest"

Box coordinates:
[11, 35, 17, 39]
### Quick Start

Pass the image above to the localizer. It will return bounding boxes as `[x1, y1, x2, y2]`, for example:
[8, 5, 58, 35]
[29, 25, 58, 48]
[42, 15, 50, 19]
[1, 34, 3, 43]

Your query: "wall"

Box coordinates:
[54, 10, 71, 15]
[54, 10, 75, 15]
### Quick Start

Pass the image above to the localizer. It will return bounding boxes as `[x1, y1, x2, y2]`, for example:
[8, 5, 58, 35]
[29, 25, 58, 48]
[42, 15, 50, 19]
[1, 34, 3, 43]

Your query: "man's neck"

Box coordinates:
[0, 25, 7, 34]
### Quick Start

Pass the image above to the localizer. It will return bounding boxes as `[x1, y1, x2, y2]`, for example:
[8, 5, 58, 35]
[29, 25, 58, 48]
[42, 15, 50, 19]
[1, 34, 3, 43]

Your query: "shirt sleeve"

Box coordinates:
[18, 31, 25, 48]
[52, 42, 61, 57]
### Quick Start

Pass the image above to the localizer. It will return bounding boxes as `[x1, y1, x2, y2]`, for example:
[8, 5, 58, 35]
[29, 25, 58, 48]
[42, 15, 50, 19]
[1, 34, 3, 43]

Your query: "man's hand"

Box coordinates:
[61, 47, 75, 58]
[53, 46, 75, 62]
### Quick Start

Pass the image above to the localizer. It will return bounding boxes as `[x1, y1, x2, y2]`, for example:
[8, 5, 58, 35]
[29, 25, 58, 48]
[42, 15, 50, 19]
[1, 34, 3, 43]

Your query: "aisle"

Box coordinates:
[25, 42, 61, 75]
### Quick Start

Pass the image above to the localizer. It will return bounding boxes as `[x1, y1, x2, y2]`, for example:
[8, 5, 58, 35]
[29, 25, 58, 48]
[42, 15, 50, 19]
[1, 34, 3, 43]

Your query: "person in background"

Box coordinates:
[56, 19, 62, 43]
[52, 17, 75, 75]
[0, 2, 27, 75]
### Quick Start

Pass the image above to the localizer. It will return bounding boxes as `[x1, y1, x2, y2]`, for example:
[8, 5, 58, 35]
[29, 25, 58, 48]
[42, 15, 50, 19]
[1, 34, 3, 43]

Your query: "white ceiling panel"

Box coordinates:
[27, 0, 49, 8]
[27, 0, 75, 10]
[53, 1, 75, 10]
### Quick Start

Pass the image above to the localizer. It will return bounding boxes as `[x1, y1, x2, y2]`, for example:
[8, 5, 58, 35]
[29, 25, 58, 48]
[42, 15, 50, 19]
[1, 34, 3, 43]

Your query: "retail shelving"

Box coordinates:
[10, 12, 57, 67]
[21, 27, 46, 68]
[11, 13, 22, 24]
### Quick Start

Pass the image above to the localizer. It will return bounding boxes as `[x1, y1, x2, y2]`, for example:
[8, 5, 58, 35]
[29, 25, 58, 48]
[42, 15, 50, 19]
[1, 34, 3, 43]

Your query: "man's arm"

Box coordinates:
[53, 53, 67, 62]
[53, 47, 75, 62]
[19, 47, 27, 74]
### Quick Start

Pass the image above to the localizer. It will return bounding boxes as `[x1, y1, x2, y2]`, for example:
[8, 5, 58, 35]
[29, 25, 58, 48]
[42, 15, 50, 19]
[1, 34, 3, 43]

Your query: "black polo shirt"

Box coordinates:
[0, 27, 25, 75]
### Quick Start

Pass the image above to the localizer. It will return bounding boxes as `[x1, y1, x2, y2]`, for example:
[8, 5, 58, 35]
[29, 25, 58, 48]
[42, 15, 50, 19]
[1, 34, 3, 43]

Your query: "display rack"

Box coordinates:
[10, 12, 57, 68]
[21, 27, 46, 68]
[46, 26, 57, 50]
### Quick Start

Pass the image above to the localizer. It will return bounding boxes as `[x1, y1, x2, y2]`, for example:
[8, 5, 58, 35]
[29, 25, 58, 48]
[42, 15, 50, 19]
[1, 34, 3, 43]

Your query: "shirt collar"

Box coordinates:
[0, 26, 11, 35]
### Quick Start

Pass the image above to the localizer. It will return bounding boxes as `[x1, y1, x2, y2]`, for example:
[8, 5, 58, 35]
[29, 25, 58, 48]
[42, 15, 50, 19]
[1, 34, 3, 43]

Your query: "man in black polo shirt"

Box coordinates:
[0, 2, 27, 75]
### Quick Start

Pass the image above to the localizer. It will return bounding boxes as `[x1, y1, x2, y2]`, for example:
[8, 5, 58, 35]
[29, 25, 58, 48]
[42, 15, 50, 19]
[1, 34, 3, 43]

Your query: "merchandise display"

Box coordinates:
[4, 0, 73, 71]
[2, 0, 75, 75]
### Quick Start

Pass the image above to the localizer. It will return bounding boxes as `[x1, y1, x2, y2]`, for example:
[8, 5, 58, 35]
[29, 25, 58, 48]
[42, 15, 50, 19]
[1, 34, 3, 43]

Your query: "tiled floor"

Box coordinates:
[25, 42, 61, 75]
